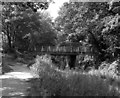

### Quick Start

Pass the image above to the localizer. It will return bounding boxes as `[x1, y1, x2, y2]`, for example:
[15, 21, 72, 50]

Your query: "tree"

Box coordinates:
[2, 1, 57, 53]
[1, 2, 49, 51]
[55, 2, 110, 42]
[55, 2, 110, 48]
[55, 1, 120, 68]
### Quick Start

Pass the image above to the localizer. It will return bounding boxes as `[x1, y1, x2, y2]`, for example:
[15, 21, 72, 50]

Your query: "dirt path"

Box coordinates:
[0, 62, 38, 97]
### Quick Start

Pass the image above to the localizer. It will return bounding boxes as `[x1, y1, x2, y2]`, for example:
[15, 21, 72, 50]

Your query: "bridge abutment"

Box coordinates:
[51, 55, 77, 69]
[66, 55, 77, 68]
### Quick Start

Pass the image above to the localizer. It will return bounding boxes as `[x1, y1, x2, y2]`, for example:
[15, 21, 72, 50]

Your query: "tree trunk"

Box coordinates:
[6, 23, 12, 51]
[7, 34, 12, 49]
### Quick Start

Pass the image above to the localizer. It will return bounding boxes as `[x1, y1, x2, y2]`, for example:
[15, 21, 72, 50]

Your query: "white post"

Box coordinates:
[48, 46, 51, 51]
[41, 46, 44, 52]
[70, 47, 72, 52]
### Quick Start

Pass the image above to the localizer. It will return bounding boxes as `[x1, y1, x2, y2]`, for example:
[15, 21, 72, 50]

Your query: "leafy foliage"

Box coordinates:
[55, 1, 120, 68]
[28, 55, 120, 97]
[2, 2, 57, 52]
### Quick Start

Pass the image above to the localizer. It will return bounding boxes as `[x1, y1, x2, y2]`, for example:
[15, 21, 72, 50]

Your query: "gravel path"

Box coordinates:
[0, 62, 38, 97]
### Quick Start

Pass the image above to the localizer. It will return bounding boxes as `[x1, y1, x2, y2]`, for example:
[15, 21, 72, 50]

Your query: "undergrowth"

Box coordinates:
[88, 60, 120, 93]
[28, 55, 120, 97]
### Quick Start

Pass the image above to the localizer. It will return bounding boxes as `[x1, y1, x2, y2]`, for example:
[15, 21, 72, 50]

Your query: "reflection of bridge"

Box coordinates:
[35, 45, 90, 68]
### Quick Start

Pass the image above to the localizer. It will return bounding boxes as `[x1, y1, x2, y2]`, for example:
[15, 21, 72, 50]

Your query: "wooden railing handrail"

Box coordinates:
[37, 46, 88, 53]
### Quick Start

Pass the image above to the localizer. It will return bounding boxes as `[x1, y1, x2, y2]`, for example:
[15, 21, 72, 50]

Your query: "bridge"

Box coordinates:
[33, 45, 91, 68]
[38, 46, 87, 55]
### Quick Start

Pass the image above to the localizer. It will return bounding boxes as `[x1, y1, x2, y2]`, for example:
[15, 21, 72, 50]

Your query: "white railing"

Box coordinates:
[40, 46, 83, 53]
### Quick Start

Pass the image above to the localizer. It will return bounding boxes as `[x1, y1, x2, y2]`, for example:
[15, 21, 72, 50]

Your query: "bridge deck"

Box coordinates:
[37, 51, 86, 55]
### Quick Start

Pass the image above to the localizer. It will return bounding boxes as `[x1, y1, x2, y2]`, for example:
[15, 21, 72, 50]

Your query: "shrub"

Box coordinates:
[2, 62, 13, 74]
[28, 55, 120, 97]
[77, 54, 95, 70]
[30, 54, 56, 75]
[88, 60, 120, 79]
[88, 60, 120, 93]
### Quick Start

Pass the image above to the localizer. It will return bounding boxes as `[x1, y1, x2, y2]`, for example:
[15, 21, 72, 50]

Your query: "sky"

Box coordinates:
[44, 0, 118, 20]
[46, 0, 69, 20]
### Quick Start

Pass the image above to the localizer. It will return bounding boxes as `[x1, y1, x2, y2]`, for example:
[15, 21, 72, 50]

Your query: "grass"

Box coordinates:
[87, 60, 120, 94]
[27, 55, 120, 97]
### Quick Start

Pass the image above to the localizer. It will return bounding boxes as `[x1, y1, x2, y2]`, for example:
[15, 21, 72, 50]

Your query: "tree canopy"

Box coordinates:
[55, 1, 120, 67]
[2, 1, 57, 52]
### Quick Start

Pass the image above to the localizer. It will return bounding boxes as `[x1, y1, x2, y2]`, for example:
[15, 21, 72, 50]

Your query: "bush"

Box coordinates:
[88, 60, 120, 79]
[88, 60, 120, 91]
[77, 54, 95, 70]
[30, 54, 55, 75]
[2, 62, 13, 74]
[27, 55, 120, 97]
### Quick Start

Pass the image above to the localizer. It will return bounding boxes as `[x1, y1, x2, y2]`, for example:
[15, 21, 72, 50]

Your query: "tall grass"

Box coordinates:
[28, 55, 120, 97]
[88, 60, 120, 94]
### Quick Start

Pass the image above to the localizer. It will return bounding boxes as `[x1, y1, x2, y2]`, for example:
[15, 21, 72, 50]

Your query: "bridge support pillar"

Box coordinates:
[68, 55, 77, 68]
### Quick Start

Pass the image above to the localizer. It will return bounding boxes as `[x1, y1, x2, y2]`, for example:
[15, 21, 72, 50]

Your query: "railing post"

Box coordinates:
[59, 47, 61, 52]
[53, 46, 55, 52]
[56, 46, 58, 52]
[63, 46, 66, 52]
[76, 47, 79, 52]
[70, 46, 72, 52]
[48, 46, 51, 51]
[61, 47, 62, 52]
[75, 48, 78, 52]
[41, 46, 44, 52]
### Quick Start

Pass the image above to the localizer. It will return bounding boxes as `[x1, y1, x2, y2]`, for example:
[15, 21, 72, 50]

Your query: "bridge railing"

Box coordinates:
[38, 46, 87, 53]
